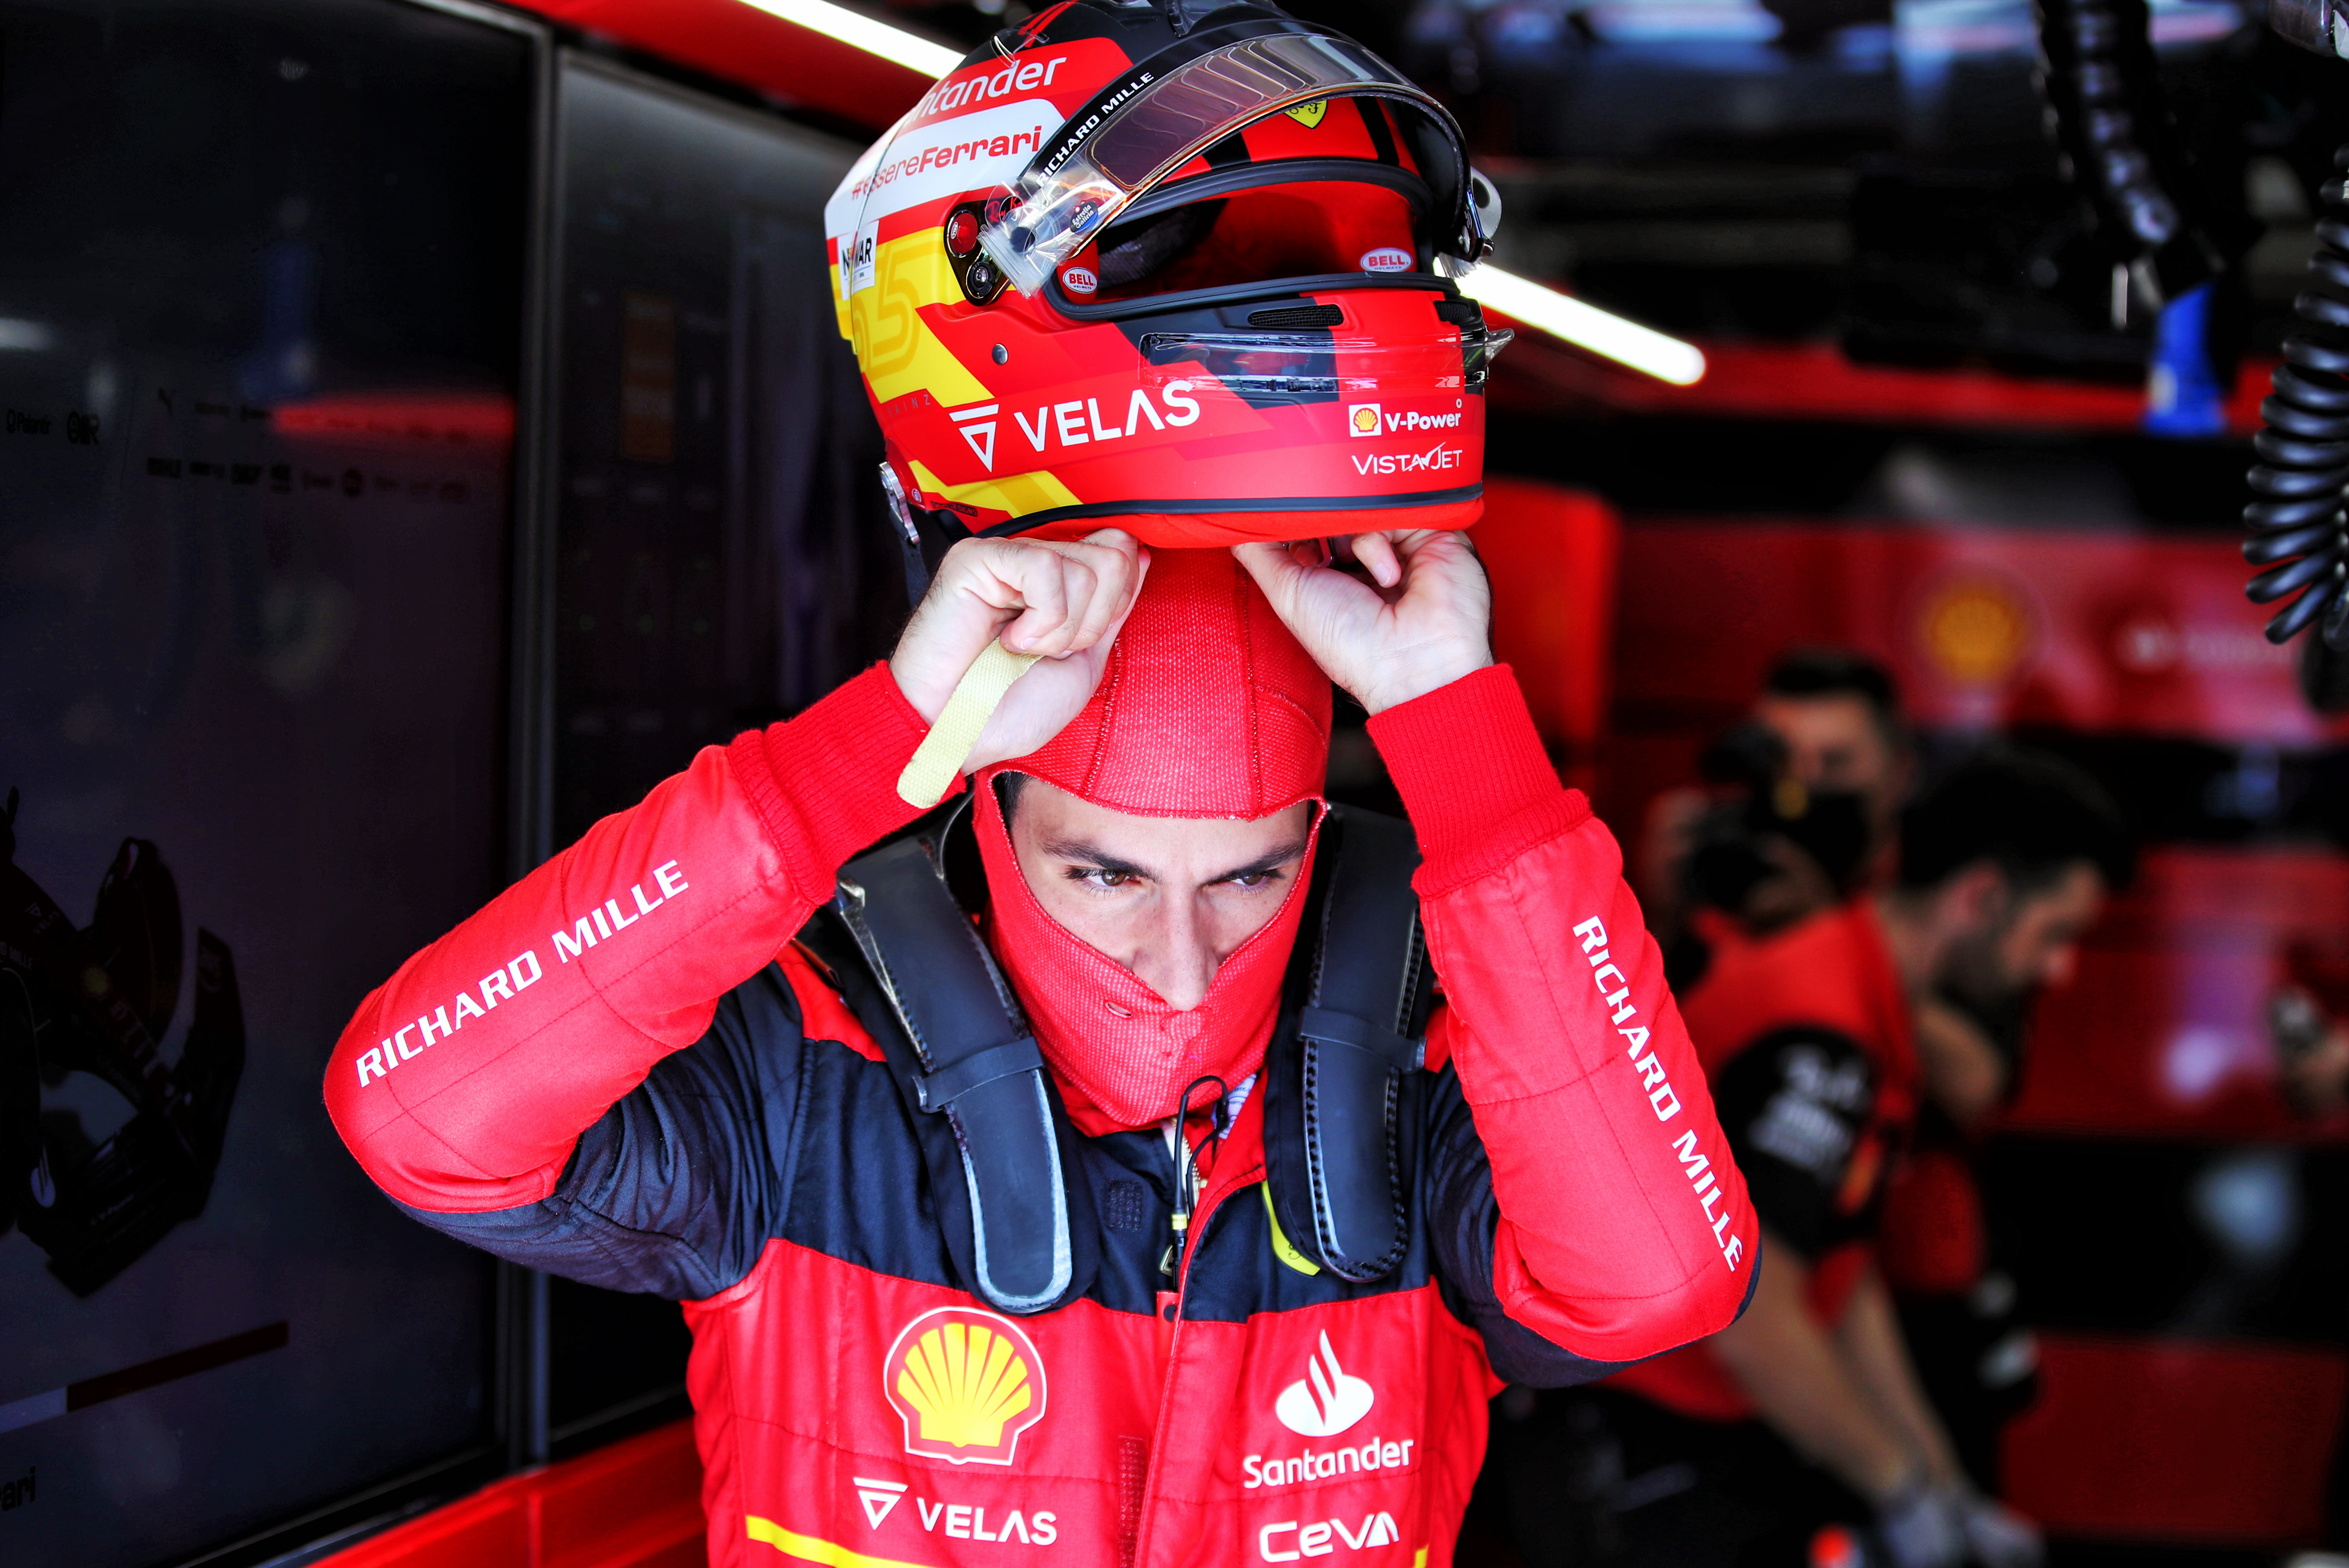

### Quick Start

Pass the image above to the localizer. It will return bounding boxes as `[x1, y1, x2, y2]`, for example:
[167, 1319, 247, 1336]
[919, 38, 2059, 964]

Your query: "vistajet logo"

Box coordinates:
[1350, 444, 1466, 477]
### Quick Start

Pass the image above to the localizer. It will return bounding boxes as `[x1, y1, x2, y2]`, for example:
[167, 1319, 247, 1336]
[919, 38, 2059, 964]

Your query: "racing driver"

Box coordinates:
[323, 7, 1757, 1566]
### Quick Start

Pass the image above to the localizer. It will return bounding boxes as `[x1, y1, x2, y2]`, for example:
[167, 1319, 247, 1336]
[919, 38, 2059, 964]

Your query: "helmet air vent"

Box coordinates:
[1245, 304, 1345, 329]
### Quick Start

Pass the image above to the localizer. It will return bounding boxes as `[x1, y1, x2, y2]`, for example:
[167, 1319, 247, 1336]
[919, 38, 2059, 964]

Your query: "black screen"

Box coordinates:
[0, 2, 532, 1562]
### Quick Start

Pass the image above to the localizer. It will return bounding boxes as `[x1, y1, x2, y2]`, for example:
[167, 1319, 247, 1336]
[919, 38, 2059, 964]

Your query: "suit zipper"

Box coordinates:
[1133, 1154, 1262, 1567]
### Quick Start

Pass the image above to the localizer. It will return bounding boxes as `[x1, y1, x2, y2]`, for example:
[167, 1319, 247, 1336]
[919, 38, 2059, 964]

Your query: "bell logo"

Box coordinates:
[883, 1307, 1047, 1466]
[1061, 265, 1099, 295]
[1347, 404, 1382, 438]
[1358, 247, 1412, 272]
[1274, 1332, 1374, 1438]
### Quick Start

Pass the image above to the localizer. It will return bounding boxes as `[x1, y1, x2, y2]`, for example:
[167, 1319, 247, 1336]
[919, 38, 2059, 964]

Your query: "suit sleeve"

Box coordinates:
[390, 961, 815, 1299]
[323, 664, 944, 1216]
[1369, 666, 1758, 1365]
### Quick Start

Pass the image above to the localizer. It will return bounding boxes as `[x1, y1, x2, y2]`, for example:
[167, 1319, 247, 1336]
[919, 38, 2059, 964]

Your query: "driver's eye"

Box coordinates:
[1071, 867, 1137, 889]
[1225, 870, 1284, 891]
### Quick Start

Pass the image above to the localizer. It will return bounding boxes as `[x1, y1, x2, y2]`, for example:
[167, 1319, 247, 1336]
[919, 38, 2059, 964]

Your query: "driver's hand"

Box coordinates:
[1230, 530, 1493, 714]
[888, 530, 1148, 775]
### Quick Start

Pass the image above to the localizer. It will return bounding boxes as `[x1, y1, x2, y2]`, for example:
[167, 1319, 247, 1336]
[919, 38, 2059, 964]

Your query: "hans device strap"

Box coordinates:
[1264, 807, 1431, 1284]
[822, 811, 1094, 1315]
[808, 801, 1429, 1311]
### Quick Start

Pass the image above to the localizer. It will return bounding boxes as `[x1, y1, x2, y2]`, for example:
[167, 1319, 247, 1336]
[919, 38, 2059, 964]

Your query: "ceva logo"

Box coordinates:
[883, 1307, 1047, 1465]
[1274, 1332, 1374, 1438]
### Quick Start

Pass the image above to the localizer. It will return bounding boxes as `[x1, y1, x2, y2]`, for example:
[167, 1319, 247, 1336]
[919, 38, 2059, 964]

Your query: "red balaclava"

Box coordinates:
[974, 550, 1332, 1130]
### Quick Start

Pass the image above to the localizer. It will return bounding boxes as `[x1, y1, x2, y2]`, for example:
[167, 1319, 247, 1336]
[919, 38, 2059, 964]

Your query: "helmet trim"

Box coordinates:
[1042, 266, 1463, 323]
[972, 482, 1486, 536]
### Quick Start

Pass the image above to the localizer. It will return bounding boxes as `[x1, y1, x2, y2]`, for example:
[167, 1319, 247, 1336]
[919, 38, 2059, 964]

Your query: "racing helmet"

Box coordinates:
[825, 0, 1510, 551]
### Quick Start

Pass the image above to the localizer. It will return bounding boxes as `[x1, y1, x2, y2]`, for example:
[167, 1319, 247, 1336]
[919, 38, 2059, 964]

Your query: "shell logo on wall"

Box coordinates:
[883, 1306, 1048, 1465]
[1916, 572, 2036, 687]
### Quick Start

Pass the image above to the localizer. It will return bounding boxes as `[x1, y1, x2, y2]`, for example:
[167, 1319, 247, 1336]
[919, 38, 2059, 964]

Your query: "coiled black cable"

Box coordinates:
[2244, 145, 2349, 647]
[2033, 0, 2225, 304]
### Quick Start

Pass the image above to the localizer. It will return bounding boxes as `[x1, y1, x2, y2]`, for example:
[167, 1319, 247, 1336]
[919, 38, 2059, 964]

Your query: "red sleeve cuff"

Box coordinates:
[1366, 664, 1591, 895]
[727, 663, 961, 897]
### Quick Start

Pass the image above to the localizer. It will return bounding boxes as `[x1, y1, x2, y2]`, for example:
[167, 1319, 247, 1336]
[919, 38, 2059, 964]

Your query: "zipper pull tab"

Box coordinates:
[1162, 1187, 1193, 1281]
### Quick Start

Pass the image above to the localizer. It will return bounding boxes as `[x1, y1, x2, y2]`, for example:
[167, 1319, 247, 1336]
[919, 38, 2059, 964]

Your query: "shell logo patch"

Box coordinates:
[1285, 98, 1328, 129]
[883, 1307, 1047, 1466]
[1348, 403, 1382, 437]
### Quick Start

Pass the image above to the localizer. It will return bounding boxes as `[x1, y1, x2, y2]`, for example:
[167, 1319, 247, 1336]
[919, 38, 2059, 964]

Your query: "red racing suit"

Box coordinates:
[1609, 900, 1918, 1421]
[323, 663, 1756, 1568]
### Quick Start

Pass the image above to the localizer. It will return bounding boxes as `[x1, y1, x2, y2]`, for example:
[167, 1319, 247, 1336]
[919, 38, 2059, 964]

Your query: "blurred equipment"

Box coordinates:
[1685, 723, 1871, 920]
[2243, 0, 2349, 645]
[2243, 142, 2349, 644]
[0, 791, 242, 1295]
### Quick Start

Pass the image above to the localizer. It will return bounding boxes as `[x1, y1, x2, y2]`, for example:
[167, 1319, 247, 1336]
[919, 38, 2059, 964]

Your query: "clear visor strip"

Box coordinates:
[979, 34, 1456, 296]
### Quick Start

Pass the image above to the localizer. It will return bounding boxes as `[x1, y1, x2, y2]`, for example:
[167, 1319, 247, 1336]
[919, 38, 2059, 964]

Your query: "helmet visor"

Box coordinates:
[978, 32, 1468, 295]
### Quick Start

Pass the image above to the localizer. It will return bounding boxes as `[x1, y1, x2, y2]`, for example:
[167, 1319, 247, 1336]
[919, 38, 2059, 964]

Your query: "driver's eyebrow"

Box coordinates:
[1038, 838, 1157, 881]
[1206, 835, 1311, 888]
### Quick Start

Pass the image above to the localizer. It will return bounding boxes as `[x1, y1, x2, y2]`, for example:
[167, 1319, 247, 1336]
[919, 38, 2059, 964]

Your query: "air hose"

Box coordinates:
[2243, 148, 2349, 647]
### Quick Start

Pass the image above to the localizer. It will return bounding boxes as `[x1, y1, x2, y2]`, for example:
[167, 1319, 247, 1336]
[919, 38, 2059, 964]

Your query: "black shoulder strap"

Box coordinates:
[1264, 806, 1431, 1284]
[822, 813, 1093, 1315]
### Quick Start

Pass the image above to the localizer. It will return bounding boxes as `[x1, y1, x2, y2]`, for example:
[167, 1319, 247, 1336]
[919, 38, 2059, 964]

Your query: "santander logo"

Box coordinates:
[1275, 1332, 1375, 1438]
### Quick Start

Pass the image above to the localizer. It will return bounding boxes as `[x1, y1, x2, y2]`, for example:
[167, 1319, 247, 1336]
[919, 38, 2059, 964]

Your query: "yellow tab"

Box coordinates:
[908, 459, 1081, 523]
[1414, 1551, 1428, 1568]
[1286, 98, 1327, 128]
[747, 1516, 937, 1568]
[898, 639, 1042, 808]
[1262, 1182, 1321, 1277]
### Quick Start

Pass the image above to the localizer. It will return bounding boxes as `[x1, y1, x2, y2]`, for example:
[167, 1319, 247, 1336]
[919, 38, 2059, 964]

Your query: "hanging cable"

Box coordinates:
[2032, 0, 2230, 307]
[2244, 146, 2349, 646]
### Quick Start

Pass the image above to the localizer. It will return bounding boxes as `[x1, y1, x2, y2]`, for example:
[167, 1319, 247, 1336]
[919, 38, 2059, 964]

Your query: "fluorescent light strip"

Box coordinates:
[738, 0, 962, 77]
[1455, 265, 1707, 387]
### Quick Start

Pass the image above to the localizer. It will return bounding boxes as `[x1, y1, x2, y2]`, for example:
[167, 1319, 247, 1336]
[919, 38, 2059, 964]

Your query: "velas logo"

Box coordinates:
[1061, 265, 1099, 296]
[948, 404, 998, 470]
[944, 385, 1203, 473]
[853, 1476, 906, 1529]
[1347, 404, 1381, 439]
[884, 1307, 1047, 1466]
[1275, 1332, 1374, 1438]
[1358, 247, 1412, 272]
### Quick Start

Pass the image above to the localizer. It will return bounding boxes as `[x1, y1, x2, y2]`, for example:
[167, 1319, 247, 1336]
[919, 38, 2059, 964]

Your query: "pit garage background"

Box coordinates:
[0, 0, 2342, 1564]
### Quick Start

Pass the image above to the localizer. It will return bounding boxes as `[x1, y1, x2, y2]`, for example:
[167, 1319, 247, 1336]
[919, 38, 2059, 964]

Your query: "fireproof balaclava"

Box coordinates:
[973, 550, 1333, 1130]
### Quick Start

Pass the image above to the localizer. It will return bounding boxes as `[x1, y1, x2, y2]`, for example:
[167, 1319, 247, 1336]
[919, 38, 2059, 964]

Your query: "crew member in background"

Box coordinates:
[1519, 750, 2130, 1568]
[1639, 649, 1915, 987]
[1635, 650, 2040, 1486]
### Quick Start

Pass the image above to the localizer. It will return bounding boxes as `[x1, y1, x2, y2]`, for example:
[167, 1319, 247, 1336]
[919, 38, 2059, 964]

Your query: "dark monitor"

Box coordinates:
[536, 54, 896, 1453]
[0, 1, 535, 1562]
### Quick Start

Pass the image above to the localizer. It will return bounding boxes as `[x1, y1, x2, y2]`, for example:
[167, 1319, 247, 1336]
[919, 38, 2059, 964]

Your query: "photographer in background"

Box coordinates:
[1640, 650, 1915, 989]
